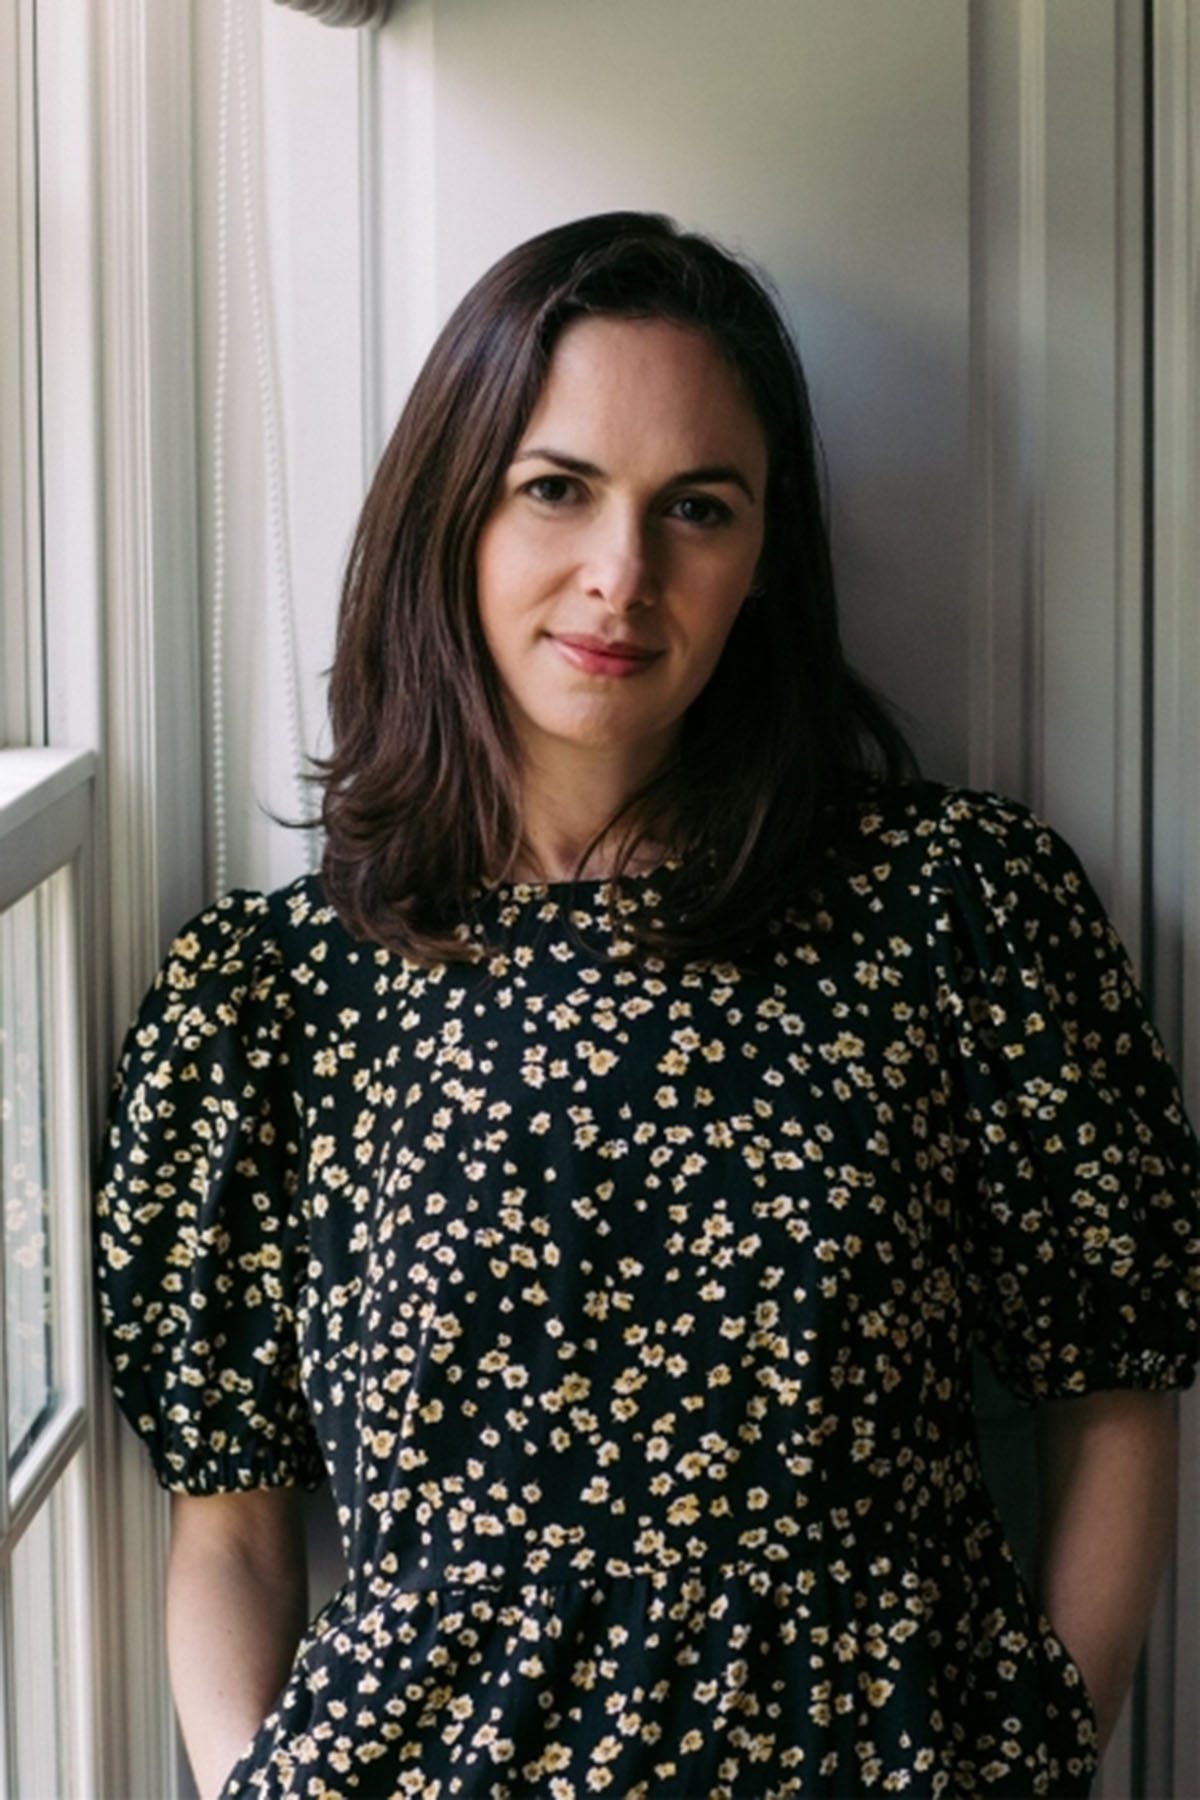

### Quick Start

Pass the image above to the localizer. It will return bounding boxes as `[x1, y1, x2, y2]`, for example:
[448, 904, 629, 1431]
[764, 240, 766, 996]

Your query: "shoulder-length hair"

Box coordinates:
[287, 210, 919, 970]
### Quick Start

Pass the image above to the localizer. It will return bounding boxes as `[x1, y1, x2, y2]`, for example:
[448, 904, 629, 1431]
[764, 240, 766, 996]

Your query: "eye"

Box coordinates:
[670, 494, 733, 528]
[520, 476, 733, 529]
[522, 475, 580, 506]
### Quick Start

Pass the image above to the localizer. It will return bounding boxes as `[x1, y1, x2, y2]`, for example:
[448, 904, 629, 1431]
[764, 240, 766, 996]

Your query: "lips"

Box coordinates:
[552, 635, 660, 660]
[550, 635, 662, 679]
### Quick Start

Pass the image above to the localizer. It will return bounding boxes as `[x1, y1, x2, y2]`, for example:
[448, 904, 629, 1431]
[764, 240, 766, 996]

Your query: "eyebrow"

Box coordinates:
[511, 446, 757, 504]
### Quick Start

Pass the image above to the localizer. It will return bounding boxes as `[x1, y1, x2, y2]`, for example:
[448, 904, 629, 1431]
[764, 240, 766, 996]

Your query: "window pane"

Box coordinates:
[0, 873, 59, 1476]
[10, 1473, 73, 1797]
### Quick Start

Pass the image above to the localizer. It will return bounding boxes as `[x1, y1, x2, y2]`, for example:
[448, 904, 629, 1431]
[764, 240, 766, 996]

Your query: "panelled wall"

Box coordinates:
[183, 3, 1198, 1795]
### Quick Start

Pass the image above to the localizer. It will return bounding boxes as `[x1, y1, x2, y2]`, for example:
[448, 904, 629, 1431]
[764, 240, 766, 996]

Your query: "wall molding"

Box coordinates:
[93, 0, 204, 1794]
[968, 6, 1154, 1793]
[967, 0, 1045, 809]
[98, 0, 205, 979]
[0, 0, 44, 748]
[968, 1, 1147, 949]
[1150, 5, 1200, 1795]
[357, 26, 384, 479]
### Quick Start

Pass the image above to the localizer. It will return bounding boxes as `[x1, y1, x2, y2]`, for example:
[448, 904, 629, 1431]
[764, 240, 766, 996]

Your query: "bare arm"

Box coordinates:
[1033, 1389, 1179, 1760]
[167, 1485, 310, 1800]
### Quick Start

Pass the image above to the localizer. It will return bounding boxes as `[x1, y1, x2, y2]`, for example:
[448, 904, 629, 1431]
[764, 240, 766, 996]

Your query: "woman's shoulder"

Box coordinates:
[832, 773, 1057, 872]
[108, 871, 352, 1086]
[167, 870, 353, 973]
[94, 873, 330, 1497]
[807, 776, 1103, 941]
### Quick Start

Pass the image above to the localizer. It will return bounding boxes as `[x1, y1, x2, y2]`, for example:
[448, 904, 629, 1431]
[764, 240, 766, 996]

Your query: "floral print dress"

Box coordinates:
[93, 779, 1200, 1799]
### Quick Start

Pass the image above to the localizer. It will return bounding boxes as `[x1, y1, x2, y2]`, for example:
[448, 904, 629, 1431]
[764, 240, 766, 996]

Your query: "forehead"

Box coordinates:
[526, 315, 766, 460]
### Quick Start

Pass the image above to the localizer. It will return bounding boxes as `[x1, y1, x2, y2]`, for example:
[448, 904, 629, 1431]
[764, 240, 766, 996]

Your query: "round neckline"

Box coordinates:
[474, 853, 685, 899]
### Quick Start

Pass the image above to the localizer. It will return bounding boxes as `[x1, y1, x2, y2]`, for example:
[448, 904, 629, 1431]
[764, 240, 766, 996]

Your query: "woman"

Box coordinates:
[94, 211, 1199, 1799]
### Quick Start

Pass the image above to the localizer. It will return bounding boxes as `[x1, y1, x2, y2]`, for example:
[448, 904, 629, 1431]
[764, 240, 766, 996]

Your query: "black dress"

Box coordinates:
[92, 778, 1200, 1799]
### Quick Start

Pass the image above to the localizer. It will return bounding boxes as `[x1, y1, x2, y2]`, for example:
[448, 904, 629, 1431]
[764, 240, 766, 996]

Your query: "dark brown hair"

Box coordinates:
[279, 210, 919, 970]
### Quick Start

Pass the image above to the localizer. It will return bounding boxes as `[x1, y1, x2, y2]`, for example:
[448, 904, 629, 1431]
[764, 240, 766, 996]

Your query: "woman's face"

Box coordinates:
[475, 314, 768, 774]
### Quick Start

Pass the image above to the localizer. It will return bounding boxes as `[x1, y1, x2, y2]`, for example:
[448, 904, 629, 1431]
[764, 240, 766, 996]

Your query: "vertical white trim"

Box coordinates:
[1150, 0, 1200, 1066]
[358, 25, 383, 480]
[0, 1550, 14, 1800]
[96, 0, 159, 977]
[967, 0, 1046, 806]
[38, 0, 105, 764]
[1105, 15, 1153, 1786]
[969, 6, 1155, 1791]
[16, 0, 45, 749]
[1108, 0, 1149, 954]
[1015, 0, 1047, 816]
[91, 0, 206, 1795]
[0, 752, 99, 1791]
[0, 0, 45, 749]
[967, 0, 999, 791]
[968, 1, 1147, 934]
[58, 851, 101, 1800]
[98, 0, 205, 983]
[378, 0, 438, 420]
[32, 34, 121, 1657]
[63, 1451, 96, 1800]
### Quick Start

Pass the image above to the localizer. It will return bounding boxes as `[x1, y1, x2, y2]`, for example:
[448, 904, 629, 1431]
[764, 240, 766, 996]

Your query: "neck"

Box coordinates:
[504, 834, 671, 884]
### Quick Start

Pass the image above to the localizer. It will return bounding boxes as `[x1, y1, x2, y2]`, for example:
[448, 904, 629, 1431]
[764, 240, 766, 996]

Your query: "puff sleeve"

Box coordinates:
[927, 786, 1200, 1405]
[92, 890, 327, 1493]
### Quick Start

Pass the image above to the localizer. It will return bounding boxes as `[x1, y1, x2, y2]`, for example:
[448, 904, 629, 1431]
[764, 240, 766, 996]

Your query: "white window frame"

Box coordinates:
[0, 749, 97, 1795]
[0, 0, 105, 1789]
[0, 0, 42, 750]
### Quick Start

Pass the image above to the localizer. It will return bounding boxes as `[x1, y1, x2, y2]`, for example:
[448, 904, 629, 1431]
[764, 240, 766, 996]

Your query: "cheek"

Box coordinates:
[688, 565, 752, 637]
[679, 538, 756, 606]
[474, 519, 503, 613]
[475, 531, 548, 683]
[474, 530, 518, 660]
[476, 521, 551, 620]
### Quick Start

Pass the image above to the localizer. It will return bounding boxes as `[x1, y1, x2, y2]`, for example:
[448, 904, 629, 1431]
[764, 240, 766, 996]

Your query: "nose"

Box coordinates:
[582, 505, 656, 612]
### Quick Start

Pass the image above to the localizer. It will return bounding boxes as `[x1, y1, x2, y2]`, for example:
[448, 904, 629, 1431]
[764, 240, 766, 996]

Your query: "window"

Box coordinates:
[1, 0, 101, 1789]
[0, 756, 97, 1794]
